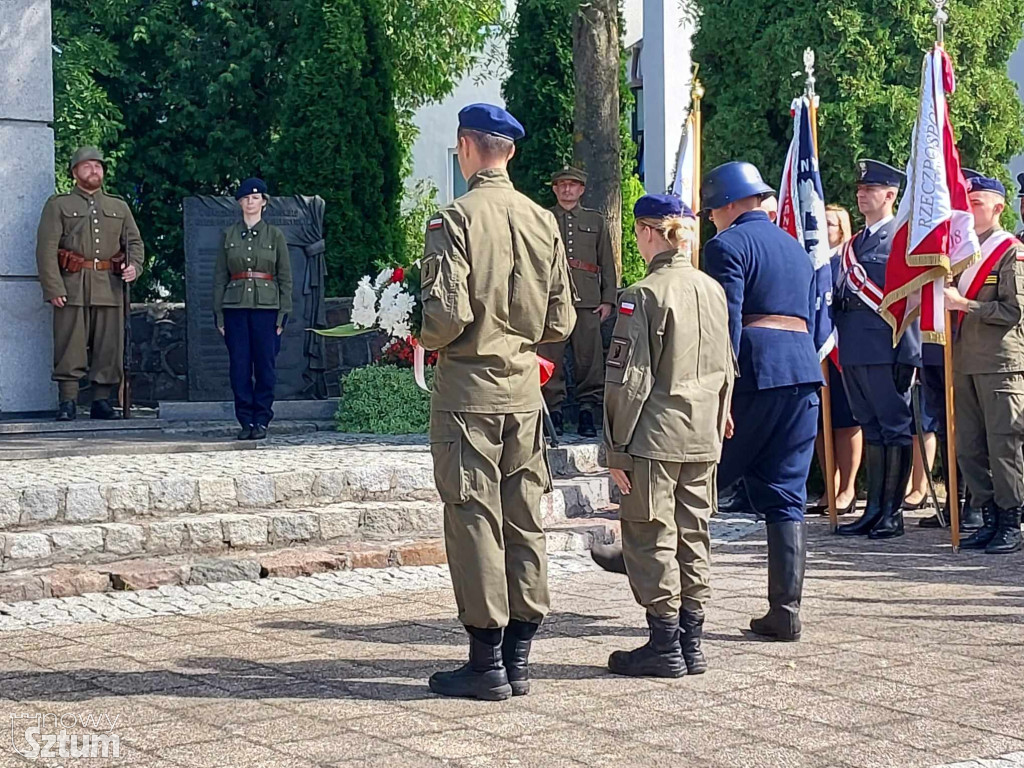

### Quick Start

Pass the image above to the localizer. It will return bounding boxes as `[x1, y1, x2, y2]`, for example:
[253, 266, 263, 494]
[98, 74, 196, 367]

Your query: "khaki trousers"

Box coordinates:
[954, 371, 1024, 509]
[52, 304, 124, 394]
[619, 458, 715, 618]
[540, 307, 605, 409]
[429, 410, 552, 629]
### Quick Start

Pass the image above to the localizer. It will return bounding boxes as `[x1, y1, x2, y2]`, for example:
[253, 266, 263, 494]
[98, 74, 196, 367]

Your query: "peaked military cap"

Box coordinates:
[235, 177, 268, 200]
[458, 103, 525, 141]
[551, 166, 588, 185]
[964, 171, 1005, 198]
[634, 194, 694, 220]
[856, 159, 905, 188]
[68, 146, 106, 176]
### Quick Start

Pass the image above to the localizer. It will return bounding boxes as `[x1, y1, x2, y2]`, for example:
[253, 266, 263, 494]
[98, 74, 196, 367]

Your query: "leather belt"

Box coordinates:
[231, 271, 274, 281]
[82, 259, 112, 271]
[567, 258, 600, 275]
[742, 314, 808, 333]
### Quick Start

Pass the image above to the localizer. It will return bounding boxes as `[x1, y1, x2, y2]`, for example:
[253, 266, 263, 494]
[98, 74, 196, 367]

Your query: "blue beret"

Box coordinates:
[458, 103, 525, 141]
[634, 194, 693, 220]
[235, 177, 268, 200]
[856, 159, 905, 188]
[966, 173, 1006, 198]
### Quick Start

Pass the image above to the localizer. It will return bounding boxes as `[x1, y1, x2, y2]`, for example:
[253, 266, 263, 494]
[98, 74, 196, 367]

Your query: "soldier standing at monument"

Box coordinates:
[213, 178, 293, 441]
[421, 104, 576, 700]
[603, 194, 734, 678]
[35, 147, 144, 421]
[539, 166, 617, 438]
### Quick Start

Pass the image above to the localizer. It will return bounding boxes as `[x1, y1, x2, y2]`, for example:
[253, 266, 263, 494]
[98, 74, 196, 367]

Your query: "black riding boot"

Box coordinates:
[428, 627, 512, 701]
[749, 521, 805, 641]
[679, 608, 707, 674]
[502, 620, 539, 696]
[985, 507, 1023, 555]
[608, 613, 686, 678]
[960, 501, 998, 550]
[869, 444, 912, 539]
[590, 541, 626, 574]
[837, 443, 886, 535]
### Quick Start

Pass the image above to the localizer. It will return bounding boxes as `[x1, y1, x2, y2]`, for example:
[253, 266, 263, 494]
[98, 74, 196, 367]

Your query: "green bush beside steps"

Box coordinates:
[336, 364, 432, 434]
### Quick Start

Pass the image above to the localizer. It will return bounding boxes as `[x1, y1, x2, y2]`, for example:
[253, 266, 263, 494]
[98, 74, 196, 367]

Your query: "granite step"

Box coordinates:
[0, 515, 618, 603]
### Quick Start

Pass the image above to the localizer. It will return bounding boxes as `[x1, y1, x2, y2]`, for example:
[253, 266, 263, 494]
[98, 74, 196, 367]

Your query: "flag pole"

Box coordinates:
[930, 0, 960, 552]
[691, 67, 704, 268]
[804, 48, 839, 532]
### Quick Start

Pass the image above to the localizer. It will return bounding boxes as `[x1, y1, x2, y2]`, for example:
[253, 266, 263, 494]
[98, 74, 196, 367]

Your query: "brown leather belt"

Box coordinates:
[58, 249, 113, 271]
[231, 271, 274, 281]
[567, 258, 600, 275]
[742, 314, 808, 333]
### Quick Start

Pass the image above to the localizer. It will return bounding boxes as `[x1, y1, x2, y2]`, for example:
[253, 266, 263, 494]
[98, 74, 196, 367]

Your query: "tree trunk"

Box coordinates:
[572, 0, 622, 277]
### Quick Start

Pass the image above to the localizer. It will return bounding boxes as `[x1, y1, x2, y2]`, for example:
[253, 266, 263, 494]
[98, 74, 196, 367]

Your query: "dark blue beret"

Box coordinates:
[634, 194, 694, 220]
[966, 173, 1006, 198]
[458, 103, 525, 141]
[856, 159, 905, 188]
[235, 177, 268, 200]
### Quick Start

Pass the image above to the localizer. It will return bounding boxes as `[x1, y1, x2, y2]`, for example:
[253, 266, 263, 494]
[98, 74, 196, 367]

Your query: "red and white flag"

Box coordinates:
[878, 46, 980, 345]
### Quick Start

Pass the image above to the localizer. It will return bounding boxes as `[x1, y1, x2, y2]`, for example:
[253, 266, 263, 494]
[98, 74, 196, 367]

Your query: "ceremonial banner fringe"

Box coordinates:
[878, 45, 980, 346]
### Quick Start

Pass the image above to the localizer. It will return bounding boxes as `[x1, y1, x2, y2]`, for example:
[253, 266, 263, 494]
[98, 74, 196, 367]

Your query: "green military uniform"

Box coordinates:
[421, 167, 576, 630]
[539, 168, 617, 416]
[35, 155, 144, 404]
[213, 220, 293, 327]
[954, 228, 1024, 516]
[604, 249, 734, 618]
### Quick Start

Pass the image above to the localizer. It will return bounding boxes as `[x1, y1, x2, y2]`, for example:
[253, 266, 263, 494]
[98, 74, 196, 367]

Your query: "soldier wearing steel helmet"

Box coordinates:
[35, 147, 144, 421]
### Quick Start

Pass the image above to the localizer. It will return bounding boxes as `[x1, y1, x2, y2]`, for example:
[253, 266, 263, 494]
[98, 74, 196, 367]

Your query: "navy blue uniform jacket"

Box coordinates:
[704, 210, 823, 393]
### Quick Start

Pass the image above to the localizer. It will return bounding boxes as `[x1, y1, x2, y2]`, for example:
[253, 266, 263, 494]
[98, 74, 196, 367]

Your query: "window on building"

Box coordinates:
[450, 149, 468, 201]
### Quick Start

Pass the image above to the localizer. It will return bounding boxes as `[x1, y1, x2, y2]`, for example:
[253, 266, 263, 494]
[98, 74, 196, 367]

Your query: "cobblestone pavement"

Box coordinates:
[1, 517, 1023, 768]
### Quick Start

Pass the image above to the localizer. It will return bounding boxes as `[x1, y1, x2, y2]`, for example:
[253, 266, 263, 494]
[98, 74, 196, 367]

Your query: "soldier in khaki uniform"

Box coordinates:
[944, 173, 1024, 555]
[603, 194, 734, 678]
[539, 166, 617, 437]
[421, 104, 576, 700]
[35, 147, 144, 421]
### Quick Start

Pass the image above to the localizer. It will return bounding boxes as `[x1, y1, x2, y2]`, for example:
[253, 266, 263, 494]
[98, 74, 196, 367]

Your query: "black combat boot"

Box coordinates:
[679, 609, 708, 674]
[869, 444, 912, 539]
[608, 613, 686, 678]
[502, 620, 539, 696]
[550, 411, 564, 437]
[578, 409, 597, 438]
[984, 507, 1023, 555]
[56, 401, 76, 422]
[959, 495, 983, 531]
[590, 541, 626, 574]
[428, 628, 512, 701]
[237, 425, 254, 440]
[961, 501, 998, 550]
[749, 521, 805, 641]
[836, 443, 885, 535]
[90, 399, 116, 420]
[250, 424, 268, 440]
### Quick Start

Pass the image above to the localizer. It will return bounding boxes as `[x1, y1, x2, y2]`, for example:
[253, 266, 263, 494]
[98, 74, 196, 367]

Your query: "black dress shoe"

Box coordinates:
[578, 409, 597, 438]
[90, 399, 117, 420]
[237, 425, 253, 440]
[56, 400, 76, 422]
[250, 425, 268, 440]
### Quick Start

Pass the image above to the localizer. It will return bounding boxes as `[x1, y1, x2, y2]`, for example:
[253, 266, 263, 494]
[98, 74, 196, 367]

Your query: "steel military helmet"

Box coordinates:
[701, 161, 774, 211]
[68, 146, 106, 177]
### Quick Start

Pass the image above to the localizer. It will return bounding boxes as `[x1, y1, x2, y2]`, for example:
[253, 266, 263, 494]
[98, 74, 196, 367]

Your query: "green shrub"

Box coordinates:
[336, 364, 433, 434]
[620, 174, 646, 285]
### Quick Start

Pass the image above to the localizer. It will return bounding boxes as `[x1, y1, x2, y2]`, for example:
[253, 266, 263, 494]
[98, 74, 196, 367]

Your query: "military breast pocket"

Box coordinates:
[606, 337, 632, 385]
[429, 425, 469, 504]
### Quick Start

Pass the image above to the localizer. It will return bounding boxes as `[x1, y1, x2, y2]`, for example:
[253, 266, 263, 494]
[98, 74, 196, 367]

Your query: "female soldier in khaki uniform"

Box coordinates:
[214, 178, 293, 440]
[604, 194, 735, 678]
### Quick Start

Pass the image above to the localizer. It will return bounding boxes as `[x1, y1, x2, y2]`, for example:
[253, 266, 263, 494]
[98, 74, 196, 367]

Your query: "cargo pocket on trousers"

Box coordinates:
[618, 457, 660, 523]
[430, 430, 469, 504]
[536, 415, 554, 494]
